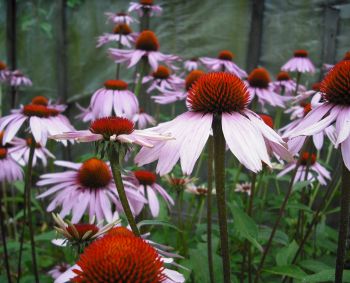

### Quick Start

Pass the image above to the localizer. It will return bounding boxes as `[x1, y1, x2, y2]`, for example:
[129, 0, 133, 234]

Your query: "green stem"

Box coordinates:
[207, 136, 215, 283]
[294, 72, 301, 96]
[212, 116, 231, 283]
[108, 149, 140, 237]
[254, 138, 310, 283]
[247, 173, 257, 283]
[335, 162, 350, 282]
[17, 137, 39, 283]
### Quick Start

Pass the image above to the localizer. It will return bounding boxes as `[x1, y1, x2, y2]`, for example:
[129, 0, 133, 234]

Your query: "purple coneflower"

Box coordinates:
[184, 57, 200, 72]
[136, 72, 291, 175]
[272, 71, 306, 96]
[96, 23, 137, 48]
[281, 49, 315, 74]
[9, 70, 32, 87]
[104, 12, 136, 24]
[128, 0, 162, 17]
[0, 61, 11, 82]
[109, 30, 179, 71]
[235, 182, 252, 196]
[48, 263, 71, 280]
[0, 147, 23, 182]
[36, 158, 146, 223]
[200, 50, 247, 78]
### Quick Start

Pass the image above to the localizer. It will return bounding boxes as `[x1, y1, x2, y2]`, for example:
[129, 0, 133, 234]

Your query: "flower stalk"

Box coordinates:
[212, 115, 231, 283]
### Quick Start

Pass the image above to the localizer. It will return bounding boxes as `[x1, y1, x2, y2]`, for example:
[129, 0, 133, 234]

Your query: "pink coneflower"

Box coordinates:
[132, 108, 156, 129]
[272, 71, 306, 96]
[128, 0, 162, 16]
[8, 136, 55, 167]
[142, 65, 183, 93]
[109, 30, 179, 71]
[278, 152, 331, 185]
[0, 147, 23, 182]
[87, 80, 139, 120]
[131, 170, 174, 217]
[51, 116, 172, 147]
[104, 12, 136, 24]
[96, 23, 137, 48]
[281, 103, 336, 154]
[281, 49, 315, 74]
[136, 72, 291, 175]
[0, 61, 11, 82]
[165, 175, 195, 192]
[9, 70, 32, 87]
[287, 61, 350, 169]
[37, 158, 146, 223]
[48, 263, 71, 280]
[235, 182, 252, 196]
[152, 70, 205, 105]
[200, 50, 247, 78]
[247, 68, 288, 108]
[185, 184, 210, 196]
[0, 96, 74, 146]
[294, 82, 322, 104]
[55, 229, 185, 283]
[184, 57, 200, 72]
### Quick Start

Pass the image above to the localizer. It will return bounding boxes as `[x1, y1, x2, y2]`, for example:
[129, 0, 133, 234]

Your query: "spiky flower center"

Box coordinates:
[135, 30, 159, 52]
[343, 51, 350, 61]
[66, 224, 99, 240]
[107, 227, 136, 237]
[0, 148, 7, 159]
[276, 71, 291, 81]
[72, 234, 165, 283]
[321, 61, 350, 105]
[187, 72, 249, 113]
[104, 80, 128, 90]
[90, 117, 134, 139]
[22, 104, 59, 118]
[78, 158, 112, 189]
[300, 152, 316, 166]
[248, 68, 271, 89]
[303, 103, 312, 116]
[312, 82, 321, 92]
[196, 188, 208, 196]
[31, 96, 49, 106]
[185, 70, 205, 91]
[140, 0, 154, 5]
[294, 49, 308, 58]
[134, 170, 156, 186]
[113, 24, 132, 35]
[218, 50, 234, 61]
[258, 114, 274, 128]
[152, 65, 170, 79]
[0, 61, 6, 70]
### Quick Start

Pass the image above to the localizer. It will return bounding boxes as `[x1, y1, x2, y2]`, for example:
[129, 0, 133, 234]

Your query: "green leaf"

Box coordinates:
[229, 203, 262, 252]
[258, 226, 289, 246]
[298, 259, 331, 273]
[293, 180, 312, 192]
[137, 220, 181, 232]
[275, 240, 299, 266]
[263, 265, 308, 279]
[300, 269, 350, 282]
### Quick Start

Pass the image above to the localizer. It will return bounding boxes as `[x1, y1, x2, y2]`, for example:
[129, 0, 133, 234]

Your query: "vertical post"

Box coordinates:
[320, 5, 339, 79]
[6, 0, 17, 108]
[246, 0, 265, 72]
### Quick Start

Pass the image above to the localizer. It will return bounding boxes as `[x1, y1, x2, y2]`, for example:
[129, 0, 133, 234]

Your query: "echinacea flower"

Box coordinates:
[142, 65, 183, 93]
[104, 12, 136, 24]
[51, 116, 172, 147]
[0, 61, 11, 82]
[9, 70, 32, 87]
[287, 61, 350, 169]
[55, 229, 185, 283]
[109, 30, 178, 71]
[294, 82, 322, 104]
[278, 152, 331, 185]
[129, 170, 174, 217]
[48, 263, 71, 280]
[136, 72, 292, 175]
[132, 108, 156, 129]
[0, 147, 23, 182]
[128, 0, 162, 17]
[96, 23, 137, 48]
[184, 57, 200, 71]
[247, 68, 288, 108]
[85, 80, 139, 120]
[200, 50, 247, 78]
[281, 49, 315, 74]
[0, 96, 74, 146]
[281, 103, 336, 154]
[8, 136, 55, 167]
[185, 184, 210, 196]
[235, 182, 252, 195]
[271, 71, 306, 96]
[36, 158, 146, 223]
[152, 70, 205, 105]
[164, 174, 195, 192]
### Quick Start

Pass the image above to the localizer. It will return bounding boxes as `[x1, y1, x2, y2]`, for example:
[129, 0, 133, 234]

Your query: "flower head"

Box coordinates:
[0, 61, 11, 82]
[235, 182, 252, 195]
[48, 263, 71, 280]
[136, 30, 159, 51]
[97, 23, 137, 48]
[128, 0, 162, 16]
[0, 147, 23, 182]
[281, 49, 315, 73]
[9, 70, 32, 87]
[104, 12, 136, 25]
